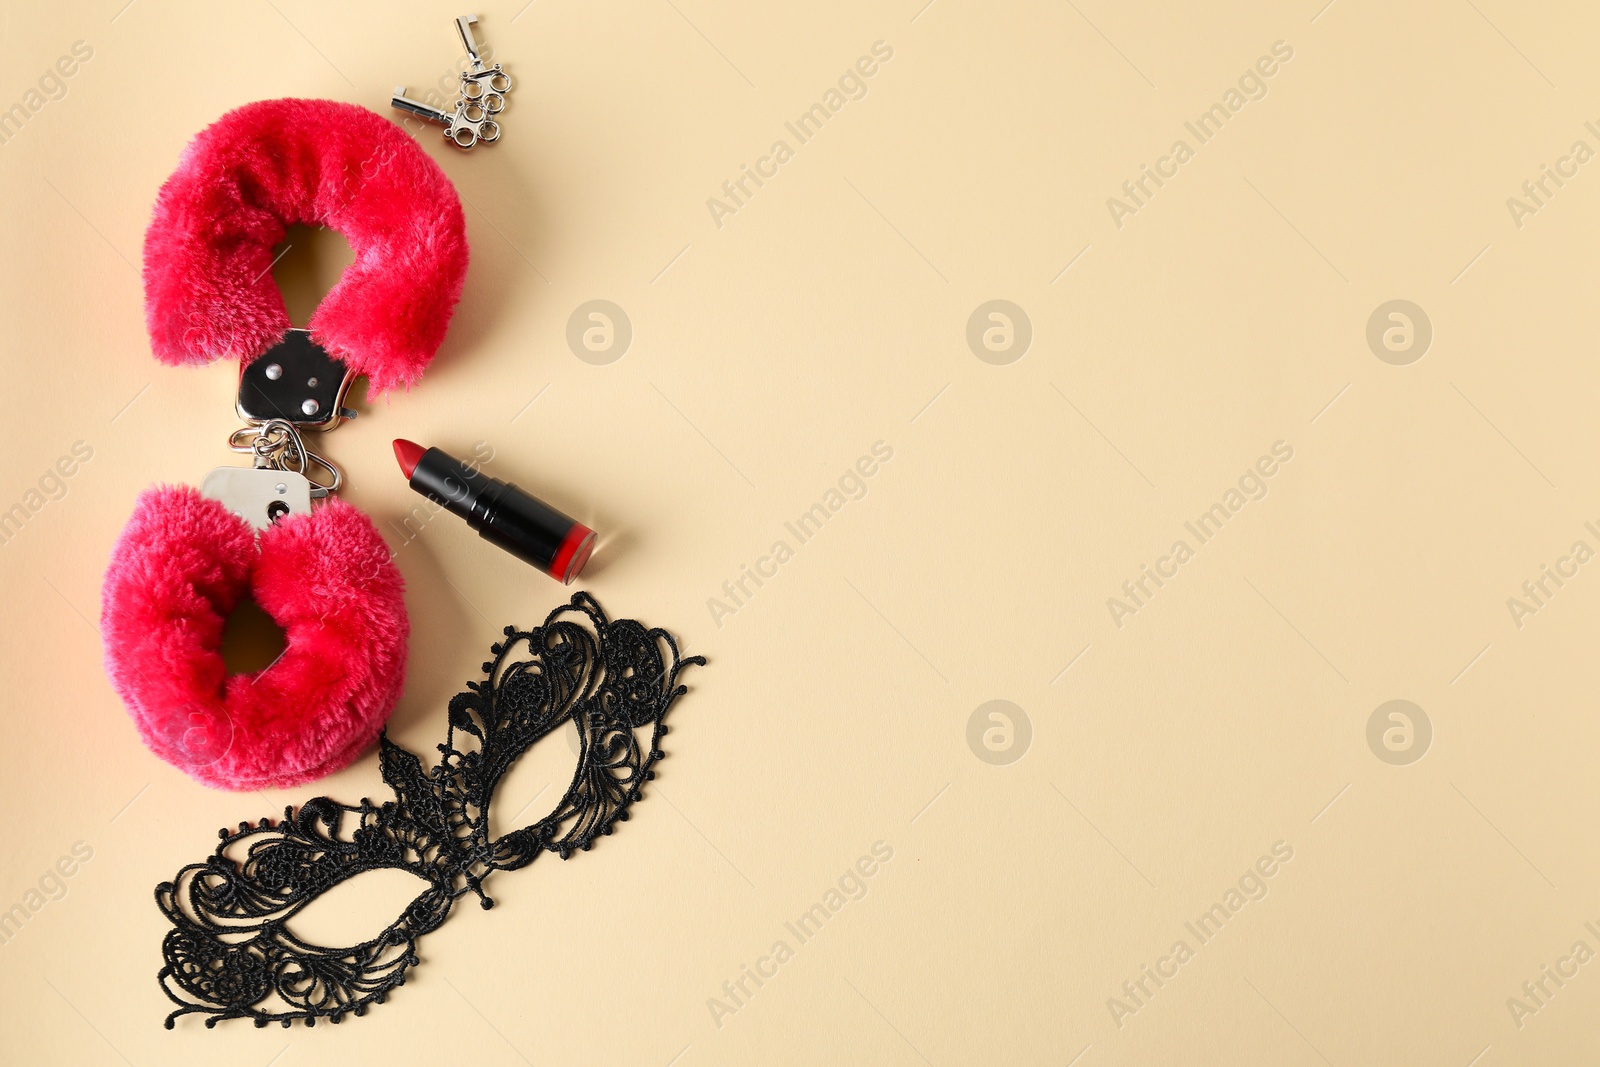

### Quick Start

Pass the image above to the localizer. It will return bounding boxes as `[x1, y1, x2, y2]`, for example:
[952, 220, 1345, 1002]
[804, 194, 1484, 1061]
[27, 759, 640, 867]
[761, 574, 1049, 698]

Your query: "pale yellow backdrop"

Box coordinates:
[1, 0, 1597, 1063]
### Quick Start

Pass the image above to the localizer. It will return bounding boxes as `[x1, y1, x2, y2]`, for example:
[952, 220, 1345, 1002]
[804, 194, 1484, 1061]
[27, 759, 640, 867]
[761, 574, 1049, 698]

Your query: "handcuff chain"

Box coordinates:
[228, 420, 343, 495]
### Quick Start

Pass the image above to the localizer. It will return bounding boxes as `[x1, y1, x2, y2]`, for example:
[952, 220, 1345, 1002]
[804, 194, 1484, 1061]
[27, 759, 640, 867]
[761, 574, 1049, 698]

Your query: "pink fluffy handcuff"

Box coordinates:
[102, 98, 469, 791]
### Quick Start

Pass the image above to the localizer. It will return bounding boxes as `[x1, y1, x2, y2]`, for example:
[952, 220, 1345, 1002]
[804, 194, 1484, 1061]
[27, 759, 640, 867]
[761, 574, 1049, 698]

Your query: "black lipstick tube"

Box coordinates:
[404, 444, 596, 583]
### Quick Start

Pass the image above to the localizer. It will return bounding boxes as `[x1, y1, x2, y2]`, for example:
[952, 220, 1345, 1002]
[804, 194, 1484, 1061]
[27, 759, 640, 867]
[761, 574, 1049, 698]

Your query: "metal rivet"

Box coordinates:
[301, 399, 320, 416]
[306, 377, 319, 387]
[275, 483, 287, 495]
[264, 364, 283, 380]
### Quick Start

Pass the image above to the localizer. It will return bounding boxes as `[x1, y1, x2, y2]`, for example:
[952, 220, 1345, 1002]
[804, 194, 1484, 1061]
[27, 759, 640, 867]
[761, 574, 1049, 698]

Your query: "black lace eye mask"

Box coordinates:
[155, 592, 703, 1029]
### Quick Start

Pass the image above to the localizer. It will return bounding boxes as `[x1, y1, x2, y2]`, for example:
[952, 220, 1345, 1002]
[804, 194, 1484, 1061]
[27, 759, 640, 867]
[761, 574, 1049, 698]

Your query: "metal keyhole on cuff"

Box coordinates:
[200, 330, 357, 531]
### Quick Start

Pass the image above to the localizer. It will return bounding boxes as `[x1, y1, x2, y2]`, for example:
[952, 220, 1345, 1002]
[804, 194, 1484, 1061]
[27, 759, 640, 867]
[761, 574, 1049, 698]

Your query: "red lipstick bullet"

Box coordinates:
[393, 439, 596, 584]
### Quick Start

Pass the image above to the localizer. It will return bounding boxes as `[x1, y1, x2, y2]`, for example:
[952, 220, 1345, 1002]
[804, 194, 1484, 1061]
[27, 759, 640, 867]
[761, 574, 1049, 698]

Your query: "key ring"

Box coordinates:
[392, 88, 501, 149]
[459, 76, 507, 114]
[104, 98, 470, 791]
[452, 113, 499, 149]
[390, 14, 512, 150]
[455, 15, 513, 105]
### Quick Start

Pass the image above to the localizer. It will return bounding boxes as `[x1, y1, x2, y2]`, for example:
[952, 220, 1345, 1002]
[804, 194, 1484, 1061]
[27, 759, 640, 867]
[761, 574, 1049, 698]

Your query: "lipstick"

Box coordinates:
[393, 439, 596, 583]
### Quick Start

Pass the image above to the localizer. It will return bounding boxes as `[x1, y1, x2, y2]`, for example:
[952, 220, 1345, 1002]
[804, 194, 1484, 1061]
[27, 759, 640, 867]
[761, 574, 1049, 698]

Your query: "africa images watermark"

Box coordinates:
[1107, 840, 1295, 1029]
[0, 440, 94, 548]
[0, 40, 94, 148]
[1106, 440, 1294, 628]
[705, 40, 895, 229]
[1505, 919, 1600, 1031]
[706, 840, 895, 1030]
[386, 439, 495, 557]
[1505, 120, 1600, 230]
[706, 440, 894, 628]
[1504, 517, 1600, 629]
[1105, 39, 1295, 229]
[0, 840, 94, 947]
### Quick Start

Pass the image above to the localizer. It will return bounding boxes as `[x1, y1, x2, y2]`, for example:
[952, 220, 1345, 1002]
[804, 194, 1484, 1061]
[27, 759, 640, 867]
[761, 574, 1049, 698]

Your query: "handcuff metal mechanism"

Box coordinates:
[200, 329, 359, 531]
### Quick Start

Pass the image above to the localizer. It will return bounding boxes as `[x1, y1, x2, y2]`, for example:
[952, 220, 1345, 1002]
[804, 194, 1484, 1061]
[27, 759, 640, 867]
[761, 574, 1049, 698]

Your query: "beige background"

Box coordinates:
[1, 0, 1597, 1063]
